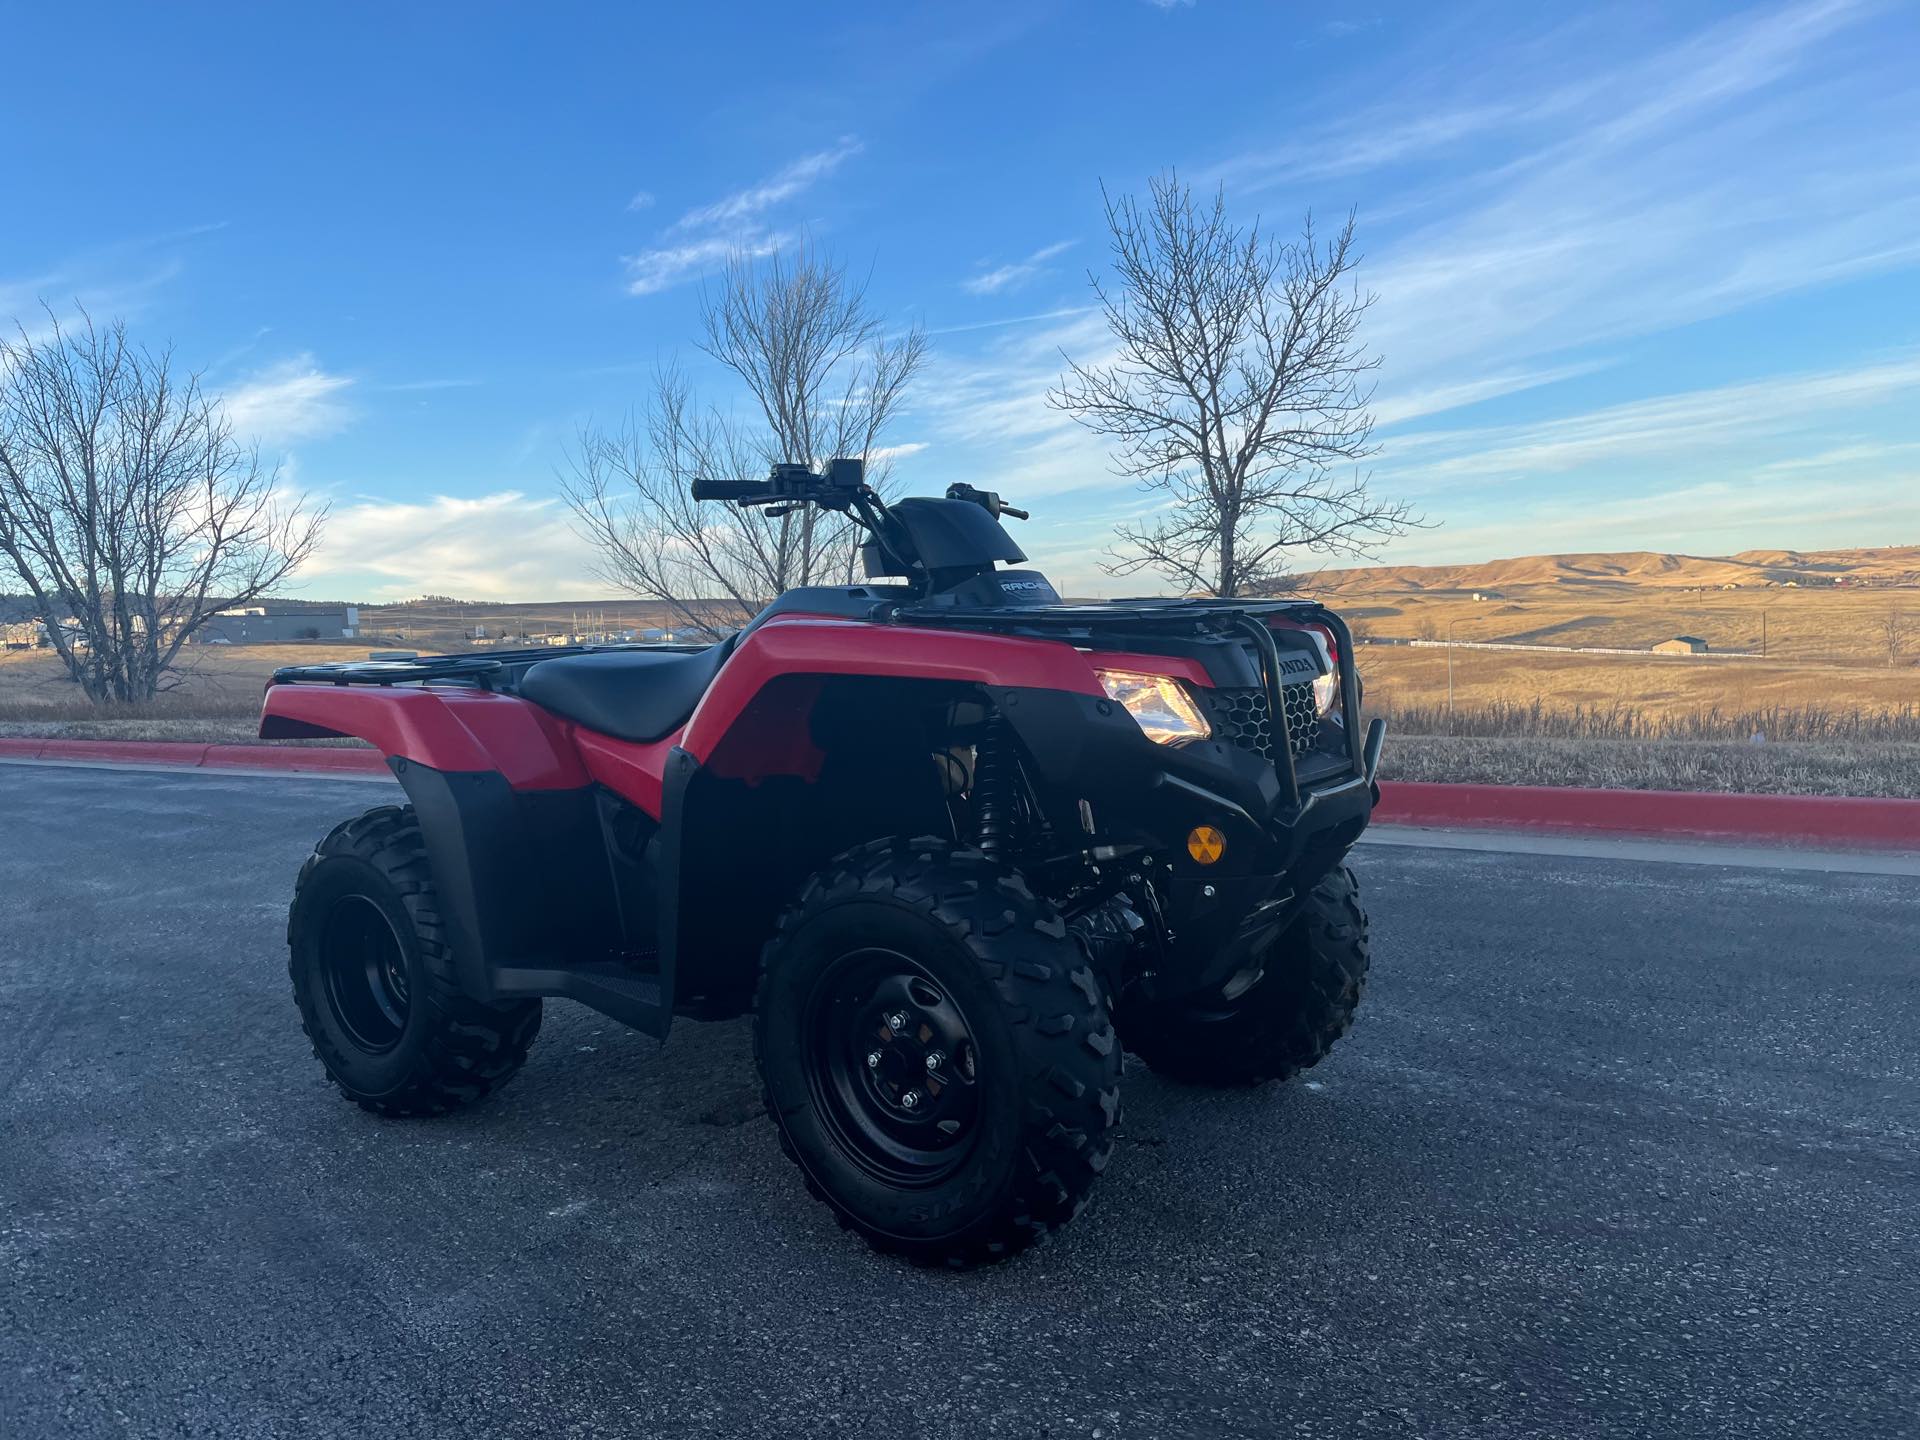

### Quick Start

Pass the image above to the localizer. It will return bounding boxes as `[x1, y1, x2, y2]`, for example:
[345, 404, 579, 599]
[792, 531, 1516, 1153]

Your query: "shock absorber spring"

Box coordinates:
[973, 713, 1016, 861]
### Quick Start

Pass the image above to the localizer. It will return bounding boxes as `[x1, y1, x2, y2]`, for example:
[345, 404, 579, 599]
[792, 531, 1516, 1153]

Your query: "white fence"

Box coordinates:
[1398, 639, 1763, 660]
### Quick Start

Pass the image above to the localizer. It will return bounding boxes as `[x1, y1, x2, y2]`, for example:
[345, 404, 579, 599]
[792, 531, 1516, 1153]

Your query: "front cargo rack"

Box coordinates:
[891, 596, 1320, 638]
[269, 642, 705, 690]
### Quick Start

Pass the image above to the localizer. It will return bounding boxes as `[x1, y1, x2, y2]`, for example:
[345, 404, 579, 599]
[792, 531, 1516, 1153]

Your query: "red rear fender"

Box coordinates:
[260, 684, 591, 791]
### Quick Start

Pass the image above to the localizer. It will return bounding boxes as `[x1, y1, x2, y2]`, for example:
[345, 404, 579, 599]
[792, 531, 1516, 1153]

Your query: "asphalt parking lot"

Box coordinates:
[2, 762, 1915, 1438]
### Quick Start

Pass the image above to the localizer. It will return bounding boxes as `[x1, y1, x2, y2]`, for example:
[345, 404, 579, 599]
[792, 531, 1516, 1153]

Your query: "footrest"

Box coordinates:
[491, 960, 667, 1037]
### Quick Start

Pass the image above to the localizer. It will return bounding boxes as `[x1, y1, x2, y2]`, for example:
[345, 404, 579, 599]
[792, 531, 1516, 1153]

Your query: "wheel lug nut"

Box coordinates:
[901, 1090, 921, 1110]
[866, 1050, 882, 1069]
[925, 1051, 943, 1072]
[887, 1012, 908, 1032]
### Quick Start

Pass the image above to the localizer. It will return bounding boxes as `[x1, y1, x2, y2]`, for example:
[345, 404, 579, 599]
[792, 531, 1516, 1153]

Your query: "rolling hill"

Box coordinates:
[1306, 546, 1920, 594]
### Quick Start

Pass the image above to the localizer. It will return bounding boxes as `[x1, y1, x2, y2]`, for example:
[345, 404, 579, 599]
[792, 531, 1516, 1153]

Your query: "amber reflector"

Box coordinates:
[1186, 825, 1226, 865]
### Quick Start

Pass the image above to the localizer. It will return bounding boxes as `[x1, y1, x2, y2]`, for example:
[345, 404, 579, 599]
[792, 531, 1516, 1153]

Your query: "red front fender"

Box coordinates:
[678, 617, 1108, 763]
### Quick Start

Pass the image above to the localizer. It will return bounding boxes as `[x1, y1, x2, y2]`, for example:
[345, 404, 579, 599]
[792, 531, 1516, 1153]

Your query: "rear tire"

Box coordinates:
[1120, 863, 1369, 1086]
[755, 837, 1121, 1267]
[287, 805, 541, 1116]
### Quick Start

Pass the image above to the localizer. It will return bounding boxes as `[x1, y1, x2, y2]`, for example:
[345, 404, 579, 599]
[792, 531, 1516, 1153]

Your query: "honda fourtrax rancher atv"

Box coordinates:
[263, 459, 1386, 1266]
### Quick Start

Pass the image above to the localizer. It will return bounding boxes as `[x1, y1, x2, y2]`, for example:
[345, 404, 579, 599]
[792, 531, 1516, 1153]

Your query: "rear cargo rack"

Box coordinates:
[269, 642, 705, 690]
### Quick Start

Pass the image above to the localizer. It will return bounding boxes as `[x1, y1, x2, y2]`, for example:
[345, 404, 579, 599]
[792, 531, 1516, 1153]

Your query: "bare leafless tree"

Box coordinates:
[1051, 174, 1421, 597]
[564, 245, 925, 637]
[1884, 607, 1906, 665]
[0, 312, 324, 703]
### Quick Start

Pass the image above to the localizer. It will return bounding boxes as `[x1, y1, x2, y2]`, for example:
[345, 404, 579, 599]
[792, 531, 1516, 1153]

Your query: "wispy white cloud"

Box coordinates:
[1378, 354, 1920, 486]
[380, 377, 482, 393]
[1756, 441, 1920, 474]
[1, 262, 185, 340]
[669, 138, 862, 233]
[221, 356, 354, 444]
[924, 304, 1097, 338]
[961, 240, 1077, 296]
[303, 491, 605, 601]
[1380, 472, 1920, 567]
[1143, 0, 1194, 10]
[626, 189, 655, 212]
[910, 307, 1127, 501]
[621, 138, 862, 297]
[1370, 359, 1614, 428]
[623, 228, 799, 297]
[1220, 2, 1865, 190]
[1210, 1, 1919, 430]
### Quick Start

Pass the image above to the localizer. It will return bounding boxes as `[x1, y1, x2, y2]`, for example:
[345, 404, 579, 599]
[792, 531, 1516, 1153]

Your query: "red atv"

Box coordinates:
[262, 460, 1385, 1265]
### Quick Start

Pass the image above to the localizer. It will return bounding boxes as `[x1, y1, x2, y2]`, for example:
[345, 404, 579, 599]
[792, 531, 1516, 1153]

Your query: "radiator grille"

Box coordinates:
[1201, 683, 1319, 758]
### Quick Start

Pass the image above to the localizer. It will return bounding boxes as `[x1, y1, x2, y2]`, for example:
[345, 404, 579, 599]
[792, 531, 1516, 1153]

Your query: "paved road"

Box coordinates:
[2, 764, 1915, 1439]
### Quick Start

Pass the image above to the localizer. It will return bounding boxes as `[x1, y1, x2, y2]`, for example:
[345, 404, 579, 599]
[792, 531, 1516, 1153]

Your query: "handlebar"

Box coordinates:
[689, 477, 772, 502]
[693, 464, 1032, 529]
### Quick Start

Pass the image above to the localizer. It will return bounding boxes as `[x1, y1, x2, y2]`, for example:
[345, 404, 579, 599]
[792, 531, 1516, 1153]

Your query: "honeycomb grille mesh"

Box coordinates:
[1202, 683, 1318, 758]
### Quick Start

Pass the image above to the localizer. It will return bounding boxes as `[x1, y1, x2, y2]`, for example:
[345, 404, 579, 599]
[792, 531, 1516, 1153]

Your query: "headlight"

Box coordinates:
[1313, 669, 1340, 717]
[1298, 626, 1342, 718]
[1095, 668, 1212, 745]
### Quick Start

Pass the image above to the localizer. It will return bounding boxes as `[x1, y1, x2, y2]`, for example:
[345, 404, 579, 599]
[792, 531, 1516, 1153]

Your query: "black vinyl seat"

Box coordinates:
[518, 643, 731, 743]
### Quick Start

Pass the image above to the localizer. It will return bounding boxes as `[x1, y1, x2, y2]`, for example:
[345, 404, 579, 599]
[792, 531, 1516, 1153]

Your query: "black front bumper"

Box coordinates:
[991, 682, 1379, 997]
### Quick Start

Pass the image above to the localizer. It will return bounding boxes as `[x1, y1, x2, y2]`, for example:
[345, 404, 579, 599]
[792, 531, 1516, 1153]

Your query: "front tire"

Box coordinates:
[287, 805, 542, 1115]
[1121, 863, 1369, 1086]
[755, 838, 1121, 1266]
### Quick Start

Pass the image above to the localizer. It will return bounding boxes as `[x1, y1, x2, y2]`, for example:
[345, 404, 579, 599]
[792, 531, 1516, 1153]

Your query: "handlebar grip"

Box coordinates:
[690, 478, 768, 502]
[999, 504, 1031, 521]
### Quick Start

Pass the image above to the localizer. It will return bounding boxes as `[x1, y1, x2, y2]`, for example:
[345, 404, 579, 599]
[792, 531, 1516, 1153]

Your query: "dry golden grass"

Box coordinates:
[1355, 643, 1920, 725]
[1343, 593, 1920, 795]
[0, 643, 368, 719]
[1328, 579, 1918, 666]
[1379, 735, 1920, 798]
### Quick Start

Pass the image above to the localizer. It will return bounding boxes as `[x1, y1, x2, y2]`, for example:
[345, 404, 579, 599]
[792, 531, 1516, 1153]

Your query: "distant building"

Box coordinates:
[1654, 635, 1710, 654]
[5, 618, 88, 650]
[195, 605, 359, 644]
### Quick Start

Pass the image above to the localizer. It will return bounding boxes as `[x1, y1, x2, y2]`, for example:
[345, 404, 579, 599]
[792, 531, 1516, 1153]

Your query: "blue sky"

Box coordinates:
[5, 0, 1918, 600]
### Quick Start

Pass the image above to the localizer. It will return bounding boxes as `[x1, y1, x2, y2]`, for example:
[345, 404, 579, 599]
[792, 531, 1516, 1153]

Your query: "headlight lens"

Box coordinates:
[1095, 668, 1212, 745]
[1297, 625, 1342, 718]
[1313, 669, 1340, 717]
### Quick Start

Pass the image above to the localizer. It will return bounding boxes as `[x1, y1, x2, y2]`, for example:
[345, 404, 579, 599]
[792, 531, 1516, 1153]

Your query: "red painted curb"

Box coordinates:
[200, 744, 388, 775]
[1, 738, 1914, 849]
[1376, 781, 1920, 850]
[0, 737, 387, 776]
[28, 738, 212, 767]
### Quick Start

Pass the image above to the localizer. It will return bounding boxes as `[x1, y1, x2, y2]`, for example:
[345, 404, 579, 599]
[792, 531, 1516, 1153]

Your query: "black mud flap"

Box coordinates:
[390, 757, 670, 1037]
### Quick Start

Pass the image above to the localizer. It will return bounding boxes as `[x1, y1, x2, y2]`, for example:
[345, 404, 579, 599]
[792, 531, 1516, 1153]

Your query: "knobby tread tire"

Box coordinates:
[755, 836, 1121, 1267]
[1122, 863, 1369, 1087]
[288, 804, 541, 1116]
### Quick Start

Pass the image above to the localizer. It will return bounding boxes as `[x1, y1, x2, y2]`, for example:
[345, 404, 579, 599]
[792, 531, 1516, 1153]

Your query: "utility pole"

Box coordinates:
[1447, 618, 1456, 718]
[1761, 609, 1767, 658]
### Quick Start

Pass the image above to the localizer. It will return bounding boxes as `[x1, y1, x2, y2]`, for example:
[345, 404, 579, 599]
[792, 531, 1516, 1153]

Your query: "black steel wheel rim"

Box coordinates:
[320, 894, 411, 1054]
[801, 947, 982, 1188]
